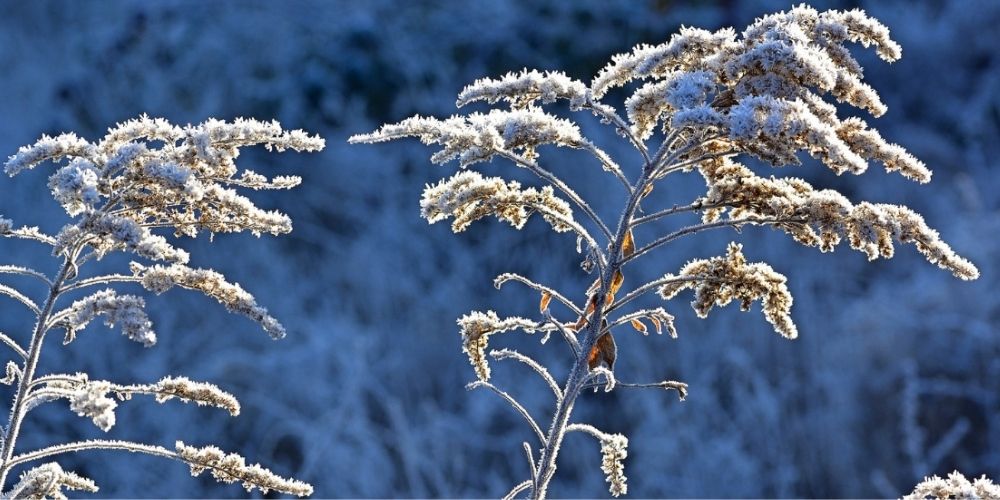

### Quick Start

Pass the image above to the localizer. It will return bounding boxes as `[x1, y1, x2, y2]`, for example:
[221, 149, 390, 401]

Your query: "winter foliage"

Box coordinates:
[0, 0, 996, 498]
[353, 4, 980, 498]
[0, 116, 322, 496]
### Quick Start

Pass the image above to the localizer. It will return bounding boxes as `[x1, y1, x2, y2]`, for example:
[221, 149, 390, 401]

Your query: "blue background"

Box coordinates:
[0, 1, 996, 497]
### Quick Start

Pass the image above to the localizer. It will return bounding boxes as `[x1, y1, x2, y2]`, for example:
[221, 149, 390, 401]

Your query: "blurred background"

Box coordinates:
[0, 0, 996, 497]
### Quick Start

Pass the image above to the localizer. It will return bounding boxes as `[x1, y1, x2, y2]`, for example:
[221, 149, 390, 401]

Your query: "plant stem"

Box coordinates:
[531, 150, 658, 499]
[0, 258, 75, 487]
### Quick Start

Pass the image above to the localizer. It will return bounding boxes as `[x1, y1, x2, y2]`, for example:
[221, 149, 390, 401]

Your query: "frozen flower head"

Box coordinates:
[600, 434, 629, 497]
[352, 6, 980, 499]
[2, 463, 98, 500]
[905, 471, 1000, 500]
[660, 243, 797, 338]
[5, 115, 324, 262]
[457, 311, 540, 381]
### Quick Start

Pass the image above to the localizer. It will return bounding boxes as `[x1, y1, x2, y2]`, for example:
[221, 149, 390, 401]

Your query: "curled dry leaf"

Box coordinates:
[588, 331, 618, 371]
[539, 291, 553, 313]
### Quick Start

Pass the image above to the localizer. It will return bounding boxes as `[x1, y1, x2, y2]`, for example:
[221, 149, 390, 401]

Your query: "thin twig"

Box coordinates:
[504, 479, 533, 500]
[0, 332, 27, 360]
[498, 150, 614, 242]
[0, 284, 40, 315]
[466, 381, 545, 443]
[583, 101, 651, 166]
[624, 217, 807, 266]
[565, 423, 608, 440]
[60, 274, 142, 294]
[491, 349, 562, 400]
[580, 142, 632, 192]
[606, 276, 705, 316]
[542, 310, 580, 356]
[494, 273, 583, 316]
[631, 201, 709, 227]
[0, 266, 52, 287]
[6, 439, 177, 469]
[580, 380, 689, 400]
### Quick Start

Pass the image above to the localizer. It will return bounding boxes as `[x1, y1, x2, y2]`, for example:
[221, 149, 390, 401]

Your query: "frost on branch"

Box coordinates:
[659, 243, 797, 338]
[175, 441, 313, 497]
[5, 116, 324, 248]
[591, 26, 737, 99]
[4, 133, 97, 177]
[626, 70, 717, 140]
[53, 380, 119, 432]
[458, 311, 546, 382]
[130, 263, 286, 339]
[697, 157, 979, 280]
[62, 289, 156, 347]
[457, 69, 589, 110]
[349, 108, 587, 166]
[39, 373, 240, 419]
[591, 5, 932, 183]
[55, 212, 190, 264]
[144, 376, 241, 416]
[904, 471, 1000, 500]
[421, 170, 574, 233]
[600, 433, 629, 497]
[2, 462, 98, 500]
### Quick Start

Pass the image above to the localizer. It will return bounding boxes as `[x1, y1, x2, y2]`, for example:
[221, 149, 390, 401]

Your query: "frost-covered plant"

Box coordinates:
[352, 5, 980, 498]
[905, 471, 1000, 500]
[0, 116, 323, 497]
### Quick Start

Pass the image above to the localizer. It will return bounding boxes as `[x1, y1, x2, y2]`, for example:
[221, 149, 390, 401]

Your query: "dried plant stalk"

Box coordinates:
[0, 116, 323, 497]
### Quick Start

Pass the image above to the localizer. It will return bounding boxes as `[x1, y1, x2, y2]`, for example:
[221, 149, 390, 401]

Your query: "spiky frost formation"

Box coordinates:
[457, 311, 541, 381]
[589, 4, 933, 184]
[130, 263, 285, 339]
[421, 170, 574, 233]
[62, 380, 118, 432]
[39, 373, 240, 418]
[63, 289, 156, 346]
[146, 376, 241, 416]
[349, 108, 587, 166]
[1, 463, 98, 500]
[659, 243, 797, 338]
[5, 115, 324, 249]
[625, 70, 717, 140]
[600, 434, 629, 497]
[175, 441, 313, 497]
[697, 157, 979, 280]
[905, 471, 1000, 500]
[457, 69, 589, 110]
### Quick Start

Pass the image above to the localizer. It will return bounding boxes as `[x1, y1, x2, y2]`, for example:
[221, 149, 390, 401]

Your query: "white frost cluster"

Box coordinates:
[626, 70, 717, 140]
[55, 212, 190, 264]
[697, 157, 978, 280]
[905, 471, 1000, 500]
[131, 263, 286, 339]
[2, 462, 98, 500]
[4, 133, 97, 177]
[421, 170, 574, 233]
[5, 115, 324, 248]
[65, 380, 119, 432]
[64, 289, 156, 346]
[457, 310, 542, 382]
[48, 159, 102, 216]
[349, 108, 586, 166]
[148, 376, 241, 416]
[456, 69, 589, 110]
[175, 441, 314, 497]
[659, 243, 797, 338]
[600, 433, 629, 497]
